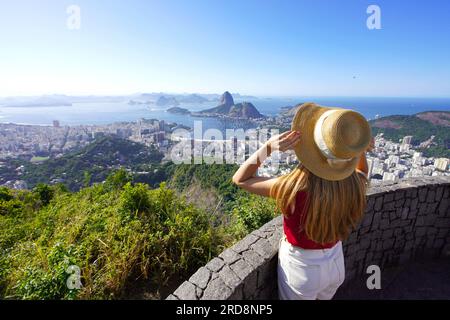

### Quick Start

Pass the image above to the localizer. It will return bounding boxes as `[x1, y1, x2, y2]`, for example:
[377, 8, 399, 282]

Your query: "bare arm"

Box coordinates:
[355, 137, 374, 176]
[232, 130, 301, 197]
[356, 152, 368, 175]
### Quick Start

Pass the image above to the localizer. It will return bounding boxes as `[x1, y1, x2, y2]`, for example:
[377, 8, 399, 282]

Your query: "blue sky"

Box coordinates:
[1, 0, 450, 97]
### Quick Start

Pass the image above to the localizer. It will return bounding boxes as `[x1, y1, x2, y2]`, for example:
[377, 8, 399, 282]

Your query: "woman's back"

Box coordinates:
[283, 191, 338, 249]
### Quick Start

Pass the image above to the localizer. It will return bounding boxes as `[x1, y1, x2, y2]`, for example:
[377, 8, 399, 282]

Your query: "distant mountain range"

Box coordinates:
[0, 92, 258, 108]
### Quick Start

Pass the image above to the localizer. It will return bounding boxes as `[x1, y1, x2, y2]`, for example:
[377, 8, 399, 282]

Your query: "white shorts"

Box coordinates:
[277, 238, 345, 300]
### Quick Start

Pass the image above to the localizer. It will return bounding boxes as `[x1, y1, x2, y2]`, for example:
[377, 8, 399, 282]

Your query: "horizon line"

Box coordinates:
[1, 92, 450, 100]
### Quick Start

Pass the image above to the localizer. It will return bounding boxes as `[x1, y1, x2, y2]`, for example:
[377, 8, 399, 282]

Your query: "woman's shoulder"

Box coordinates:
[293, 189, 308, 206]
[296, 189, 308, 198]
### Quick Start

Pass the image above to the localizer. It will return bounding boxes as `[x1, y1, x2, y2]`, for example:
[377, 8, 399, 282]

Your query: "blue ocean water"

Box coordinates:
[0, 97, 449, 131]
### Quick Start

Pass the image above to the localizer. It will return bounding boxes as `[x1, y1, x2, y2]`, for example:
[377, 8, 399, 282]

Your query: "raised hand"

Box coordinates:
[267, 130, 301, 152]
[366, 137, 375, 152]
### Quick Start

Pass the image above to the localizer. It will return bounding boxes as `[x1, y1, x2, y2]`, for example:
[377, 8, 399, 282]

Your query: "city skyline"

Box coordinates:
[1, 0, 450, 97]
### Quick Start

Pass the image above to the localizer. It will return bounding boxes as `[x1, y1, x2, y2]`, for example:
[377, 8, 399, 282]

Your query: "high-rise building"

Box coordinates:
[366, 158, 374, 178]
[402, 136, 413, 145]
[434, 158, 449, 171]
[383, 172, 398, 182]
[158, 120, 165, 131]
[53, 120, 60, 128]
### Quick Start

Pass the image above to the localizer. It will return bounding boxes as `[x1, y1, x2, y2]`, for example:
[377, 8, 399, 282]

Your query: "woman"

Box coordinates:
[232, 102, 373, 300]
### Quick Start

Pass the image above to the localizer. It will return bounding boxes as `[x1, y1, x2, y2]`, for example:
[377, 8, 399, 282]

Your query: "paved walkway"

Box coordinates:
[334, 259, 450, 300]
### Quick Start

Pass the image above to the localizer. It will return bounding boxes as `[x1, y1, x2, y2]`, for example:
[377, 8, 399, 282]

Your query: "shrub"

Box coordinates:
[104, 169, 132, 191]
[120, 183, 152, 215]
[33, 184, 54, 206]
[230, 194, 278, 238]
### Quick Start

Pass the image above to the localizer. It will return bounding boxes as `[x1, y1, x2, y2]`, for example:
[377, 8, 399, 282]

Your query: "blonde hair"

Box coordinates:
[270, 164, 368, 244]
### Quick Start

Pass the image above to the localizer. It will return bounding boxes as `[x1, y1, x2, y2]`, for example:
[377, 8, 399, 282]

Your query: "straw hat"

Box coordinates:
[291, 102, 371, 181]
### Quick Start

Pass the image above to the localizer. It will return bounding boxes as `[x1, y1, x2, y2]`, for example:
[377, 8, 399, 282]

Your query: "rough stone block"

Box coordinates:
[366, 197, 375, 212]
[251, 229, 272, 239]
[389, 210, 398, 221]
[242, 249, 266, 268]
[231, 234, 260, 253]
[230, 258, 253, 281]
[189, 267, 211, 289]
[436, 186, 444, 201]
[408, 209, 418, 219]
[395, 198, 405, 208]
[404, 198, 411, 208]
[228, 284, 244, 300]
[371, 213, 381, 231]
[405, 239, 415, 251]
[418, 203, 428, 216]
[361, 212, 373, 228]
[196, 287, 203, 299]
[382, 229, 394, 239]
[436, 217, 450, 228]
[219, 248, 241, 264]
[268, 231, 282, 250]
[382, 238, 395, 250]
[425, 215, 437, 226]
[230, 260, 258, 299]
[415, 227, 427, 237]
[243, 272, 258, 299]
[443, 187, 450, 199]
[173, 281, 198, 300]
[416, 216, 425, 227]
[438, 198, 449, 216]
[401, 207, 409, 220]
[427, 190, 436, 203]
[410, 198, 419, 210]
[251, 238, 275, 260]
[394, 228, 403, 237]
[418, 188, 428, 202]
[380, 218, 390, 230]
[395, 190, 405, 201]
[374, 196, 383, 212]
[426, 203, 439, 215]
[256, 257, 276, 288]
[399, 219, 412, 227]
[219, 265, 242, 289]
[383, 201, 395, 211]
[205, 257, 225, 272]
[384, 192, 395, 203]
[201, 277, 233, 300]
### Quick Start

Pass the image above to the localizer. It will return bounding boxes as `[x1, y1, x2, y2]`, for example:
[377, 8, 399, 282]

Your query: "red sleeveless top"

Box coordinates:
[283, 191, 338, 249]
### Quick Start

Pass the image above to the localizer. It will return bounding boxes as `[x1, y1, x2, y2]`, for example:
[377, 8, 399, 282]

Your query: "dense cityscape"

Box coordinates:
[1, 109, 448, 190]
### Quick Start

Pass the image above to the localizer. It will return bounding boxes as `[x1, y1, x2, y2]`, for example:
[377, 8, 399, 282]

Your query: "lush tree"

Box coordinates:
[33, 184, 54, 206]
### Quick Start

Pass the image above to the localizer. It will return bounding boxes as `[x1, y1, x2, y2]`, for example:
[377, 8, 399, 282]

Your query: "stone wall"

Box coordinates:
[167, 176, 450, 300]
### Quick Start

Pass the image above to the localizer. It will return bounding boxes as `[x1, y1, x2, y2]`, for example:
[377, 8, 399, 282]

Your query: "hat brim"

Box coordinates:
[291, 102, 360, 181]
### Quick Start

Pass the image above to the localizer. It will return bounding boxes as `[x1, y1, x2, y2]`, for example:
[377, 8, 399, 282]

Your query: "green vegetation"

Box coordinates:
[30, 156, 49, 163]
[0, 165, 278, 300]
[0, 136, 279, 300]
[20, 136, 164, 191]
[167, 163, 242, 203]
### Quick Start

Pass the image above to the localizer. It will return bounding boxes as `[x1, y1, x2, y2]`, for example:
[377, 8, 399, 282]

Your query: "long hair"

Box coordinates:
[270, 164, 368, 244]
